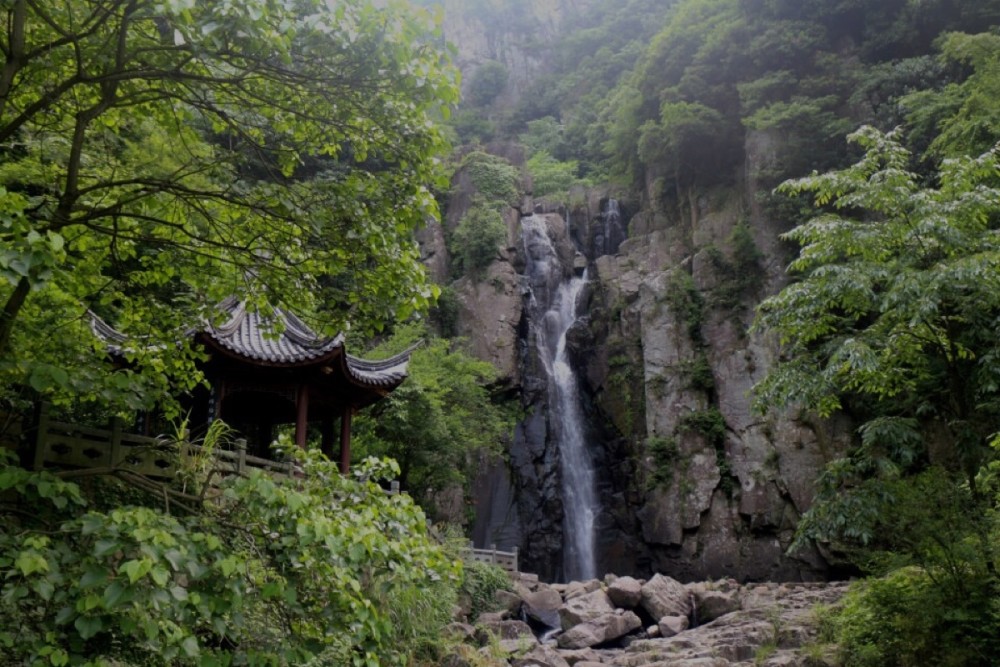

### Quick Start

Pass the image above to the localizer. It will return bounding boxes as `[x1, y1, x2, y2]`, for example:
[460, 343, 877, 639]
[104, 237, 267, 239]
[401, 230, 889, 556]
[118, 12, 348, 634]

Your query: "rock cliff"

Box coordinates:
[430, 127, 851, 582]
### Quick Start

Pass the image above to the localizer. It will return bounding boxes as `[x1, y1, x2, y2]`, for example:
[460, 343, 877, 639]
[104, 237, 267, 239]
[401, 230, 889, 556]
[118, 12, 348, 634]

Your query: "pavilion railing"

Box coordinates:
[32, 403, 296, 479]
[466, 541, 519, 575]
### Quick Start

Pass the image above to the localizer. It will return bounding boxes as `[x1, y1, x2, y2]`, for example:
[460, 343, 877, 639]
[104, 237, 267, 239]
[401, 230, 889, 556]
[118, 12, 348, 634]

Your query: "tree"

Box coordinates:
[353, 323, 515, 519]
[904, 31, 1000, 160]
[753, 126, 1000, 562]
[753, 125, 1000, 661]
[0, 0, 458, 414]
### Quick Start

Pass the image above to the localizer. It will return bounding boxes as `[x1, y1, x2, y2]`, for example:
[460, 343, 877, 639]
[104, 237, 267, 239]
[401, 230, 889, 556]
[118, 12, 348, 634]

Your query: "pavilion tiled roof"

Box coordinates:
[89, 298, 412, 388]
[205, 298, 345, 364]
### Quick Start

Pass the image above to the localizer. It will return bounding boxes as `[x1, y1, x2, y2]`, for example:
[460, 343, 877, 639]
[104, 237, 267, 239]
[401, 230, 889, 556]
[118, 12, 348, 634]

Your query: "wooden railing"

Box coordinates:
[467, 541, 519, 574]
[32, 404, 296, 479]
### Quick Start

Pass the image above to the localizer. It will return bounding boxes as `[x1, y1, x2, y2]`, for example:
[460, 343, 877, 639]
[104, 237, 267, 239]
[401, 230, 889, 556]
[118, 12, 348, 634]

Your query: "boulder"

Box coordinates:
[564, 579, 602, 600]
[559, 590, 615, 629]
[640, 574, 692, 620]
[658, 614, 690, 637]
[510, 644, 572, 667]
[691, 588, 741, 623]
[443, 622, 476, 642]
[607, 576, 642, 608]
[496, 589, 524, 614]
[476, 611, 506, 625]
[557, 648, 603, 665]
[557, 611, 642, 649]
[521, 583, 564, 631]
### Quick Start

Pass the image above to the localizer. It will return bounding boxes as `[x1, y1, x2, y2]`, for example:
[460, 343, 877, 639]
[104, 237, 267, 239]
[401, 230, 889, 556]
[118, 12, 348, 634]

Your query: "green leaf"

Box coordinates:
[150, 566, 170, 587]
[15, 551, 49, 576]
[103, 581, 127, 608]
[181, 635, 200, 658]
[119, 559, 151, 584]
[79, 566, 109, 588]
[74, 615, 103, 640]
[93, 539, 120, 557]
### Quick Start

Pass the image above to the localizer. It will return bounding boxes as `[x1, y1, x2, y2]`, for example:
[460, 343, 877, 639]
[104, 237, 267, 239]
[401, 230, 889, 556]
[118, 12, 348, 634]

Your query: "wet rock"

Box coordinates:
[511, 644, 572, 667]
[557, 611, 642, 649]
[559, 590, 615, 629]
[521, 583, 564, 631]
[640, 574, 691, 620]
[607, 576, 642, 609]
[657, 615, 689, 638]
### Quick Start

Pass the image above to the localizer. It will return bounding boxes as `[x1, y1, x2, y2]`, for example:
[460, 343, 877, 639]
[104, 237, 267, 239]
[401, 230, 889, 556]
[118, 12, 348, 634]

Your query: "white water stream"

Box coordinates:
[522, 215, 598, 581]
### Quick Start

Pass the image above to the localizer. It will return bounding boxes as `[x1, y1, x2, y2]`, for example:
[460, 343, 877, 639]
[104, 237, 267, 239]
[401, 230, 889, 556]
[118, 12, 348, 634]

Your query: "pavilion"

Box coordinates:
[90, 297, 412, 474]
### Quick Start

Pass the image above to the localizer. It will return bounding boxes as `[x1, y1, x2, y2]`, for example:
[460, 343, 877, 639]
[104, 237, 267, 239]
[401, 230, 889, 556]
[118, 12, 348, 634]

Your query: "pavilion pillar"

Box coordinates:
[339, 406, 353, 475]
[295, 384, 310, 449]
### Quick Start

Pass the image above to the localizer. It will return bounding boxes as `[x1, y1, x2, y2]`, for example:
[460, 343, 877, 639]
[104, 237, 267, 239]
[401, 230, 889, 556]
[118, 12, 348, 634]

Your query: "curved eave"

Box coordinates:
[340, 344, 417, 394]
[196, 332, 345, 368]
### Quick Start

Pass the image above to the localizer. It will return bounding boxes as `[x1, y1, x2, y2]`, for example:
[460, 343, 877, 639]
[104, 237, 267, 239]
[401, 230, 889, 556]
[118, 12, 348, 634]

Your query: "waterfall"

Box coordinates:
[521, 214, 599, 581]
[594, 198, 625, 257]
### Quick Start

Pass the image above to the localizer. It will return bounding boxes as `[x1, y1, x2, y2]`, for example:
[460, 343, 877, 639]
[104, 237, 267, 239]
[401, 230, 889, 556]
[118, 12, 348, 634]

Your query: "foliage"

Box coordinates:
[647, 435, 681, 488]
[446, 151, 520, 278]
[831, 564, 999, 666]
[678, 408, 727, 448]
[466, 61, 510, 107]
[0, 445, 460, 666]
[753, 125, 1000, 659]
[459, 152, 522, 206]
[0, 0, 458, 417]
[577, 0, 1000, 200]
[903, 31, 1000, 160]
[353, 323, 515, 520]
[450, 199, 509, 277]
[526, 151, 583, 200]
[460, 560, 513, 622]
[754, 127, 1000, 476]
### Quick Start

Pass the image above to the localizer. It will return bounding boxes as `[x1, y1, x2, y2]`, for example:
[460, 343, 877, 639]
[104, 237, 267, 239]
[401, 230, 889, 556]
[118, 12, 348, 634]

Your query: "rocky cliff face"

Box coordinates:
[430, 128, 852, 582]
[435, 0, 595, 107]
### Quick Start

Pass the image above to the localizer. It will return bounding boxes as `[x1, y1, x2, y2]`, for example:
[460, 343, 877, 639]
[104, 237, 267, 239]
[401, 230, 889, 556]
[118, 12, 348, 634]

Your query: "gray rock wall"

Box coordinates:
[435, 132, 851, 582]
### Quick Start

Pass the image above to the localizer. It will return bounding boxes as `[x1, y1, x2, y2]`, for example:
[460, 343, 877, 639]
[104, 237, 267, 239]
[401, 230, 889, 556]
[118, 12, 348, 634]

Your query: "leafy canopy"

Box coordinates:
[753, 126, 1000, 547]
[0, 0, 458, 414]
[354, 322, 515, 519]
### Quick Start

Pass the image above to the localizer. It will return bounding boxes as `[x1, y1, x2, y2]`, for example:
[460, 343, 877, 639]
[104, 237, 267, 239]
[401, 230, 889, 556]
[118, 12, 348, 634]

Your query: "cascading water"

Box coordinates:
[521, 214, 599, 581]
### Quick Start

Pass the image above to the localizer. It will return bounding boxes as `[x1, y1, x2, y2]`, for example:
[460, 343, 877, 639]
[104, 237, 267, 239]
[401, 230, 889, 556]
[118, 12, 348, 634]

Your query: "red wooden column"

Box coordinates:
[339, 406, 353, 475]
[294, 384, 310, 448]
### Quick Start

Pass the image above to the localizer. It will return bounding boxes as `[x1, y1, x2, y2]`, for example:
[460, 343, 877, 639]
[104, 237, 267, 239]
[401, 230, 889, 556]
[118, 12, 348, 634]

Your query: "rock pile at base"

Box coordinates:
[446, 572, 848, 667]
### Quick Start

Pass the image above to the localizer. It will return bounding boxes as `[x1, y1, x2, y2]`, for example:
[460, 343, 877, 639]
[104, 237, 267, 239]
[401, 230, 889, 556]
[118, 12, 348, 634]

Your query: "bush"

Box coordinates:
[833, 567, 999, 667]
[461, 560, 513, 621]
[526, 150, 582, 199]
[0, 446, 460, 666]
[466, 60, 509, 107]
[460, 152, 521, 205]
[450, 199, 507, 276]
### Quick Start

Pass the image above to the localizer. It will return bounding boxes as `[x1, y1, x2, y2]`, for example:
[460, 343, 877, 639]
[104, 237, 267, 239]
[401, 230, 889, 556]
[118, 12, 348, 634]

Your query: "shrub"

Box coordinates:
[450, 199, 507, 277]
[0, 446, 460, 666]
[833, 567, 999, 667]
[460, 152, 521, 205]
[461, 560, 513, 621]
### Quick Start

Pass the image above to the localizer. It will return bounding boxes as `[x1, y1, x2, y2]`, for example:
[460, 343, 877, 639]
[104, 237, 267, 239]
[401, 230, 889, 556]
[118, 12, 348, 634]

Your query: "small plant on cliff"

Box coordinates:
[647, 435, 680, 488]
[678, 408, 726, 448]
[450, 198, 508, 277]
[460, 151, 521, 205]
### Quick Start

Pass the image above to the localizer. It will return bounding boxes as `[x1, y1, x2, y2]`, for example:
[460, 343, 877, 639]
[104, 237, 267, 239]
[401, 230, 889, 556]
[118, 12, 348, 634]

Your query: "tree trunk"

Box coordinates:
[0, 277, 30, 358]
